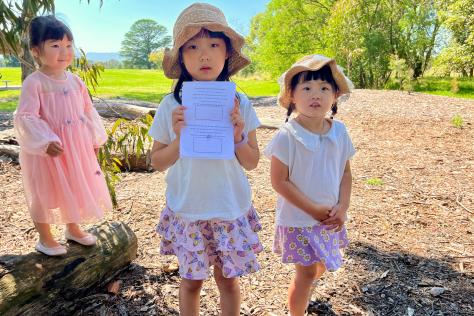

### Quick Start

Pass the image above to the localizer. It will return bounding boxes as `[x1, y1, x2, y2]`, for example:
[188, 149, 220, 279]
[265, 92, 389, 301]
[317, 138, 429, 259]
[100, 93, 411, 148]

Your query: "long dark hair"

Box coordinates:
[29, 15, 73, 48]
[173, 28, 232, 104]
[285, 65, 340, 122]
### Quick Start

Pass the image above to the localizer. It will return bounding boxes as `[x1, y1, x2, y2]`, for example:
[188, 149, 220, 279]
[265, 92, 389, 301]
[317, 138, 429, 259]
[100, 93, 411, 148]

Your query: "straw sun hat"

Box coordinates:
[278, 54, 354, 108]
[162, 3, 250, 79]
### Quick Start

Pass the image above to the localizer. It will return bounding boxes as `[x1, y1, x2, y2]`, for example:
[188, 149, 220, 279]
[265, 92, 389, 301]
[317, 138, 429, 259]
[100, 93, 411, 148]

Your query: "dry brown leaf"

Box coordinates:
[106, 280, 122, 295]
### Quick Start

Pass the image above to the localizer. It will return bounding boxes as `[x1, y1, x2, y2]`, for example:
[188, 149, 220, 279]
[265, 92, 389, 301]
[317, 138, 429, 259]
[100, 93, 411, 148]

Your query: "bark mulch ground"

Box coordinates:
[1, 89, 473, 315]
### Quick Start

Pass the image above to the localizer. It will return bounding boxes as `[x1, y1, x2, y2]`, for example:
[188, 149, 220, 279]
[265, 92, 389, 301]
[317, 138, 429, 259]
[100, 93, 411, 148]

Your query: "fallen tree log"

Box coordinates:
[94, 99, 157, 120]
[259, 118, 282, 129]
[0, 221, 137, 315]
[95, 98, 159, 109]
[0, 144, 19, 163]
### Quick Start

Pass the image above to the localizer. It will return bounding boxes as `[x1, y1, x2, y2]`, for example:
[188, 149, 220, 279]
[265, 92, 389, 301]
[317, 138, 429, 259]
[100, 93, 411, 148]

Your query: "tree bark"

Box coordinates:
[94, 100, 156, 120]
[259, 118, 280, 129]
[20, 45, 35, 82]
[20, 0, 36, 82]
[0, 221, 138, 316]
[0, 144, 19, 162]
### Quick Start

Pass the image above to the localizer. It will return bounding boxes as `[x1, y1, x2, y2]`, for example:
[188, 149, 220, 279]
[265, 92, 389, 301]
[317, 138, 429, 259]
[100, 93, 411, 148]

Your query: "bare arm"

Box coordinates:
[149, 105, 185, 172]
[270, 156, 330, 221]
[150, 138, 180, 172]
[337, 160, 352, 210]
[322, 160, 352, 228]
[231, 98, 259, 170]
[235, 130, 260, 170]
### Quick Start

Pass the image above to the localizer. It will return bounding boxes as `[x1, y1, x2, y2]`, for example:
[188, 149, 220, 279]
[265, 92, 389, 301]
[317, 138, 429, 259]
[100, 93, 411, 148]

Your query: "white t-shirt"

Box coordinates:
[149, 92, 261, 221]
[264, 119, 355, 227]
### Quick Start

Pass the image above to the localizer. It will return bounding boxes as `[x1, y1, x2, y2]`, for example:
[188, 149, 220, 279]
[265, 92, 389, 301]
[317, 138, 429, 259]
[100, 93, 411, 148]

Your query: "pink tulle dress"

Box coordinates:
[14, 71, 112, 224]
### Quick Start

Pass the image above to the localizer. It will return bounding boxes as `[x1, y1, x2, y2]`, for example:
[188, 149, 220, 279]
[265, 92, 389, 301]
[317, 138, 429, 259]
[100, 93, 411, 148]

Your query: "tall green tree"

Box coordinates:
[120, 19, 171, 69]
[247, 0, 442, 88]
[327, 0, 441, 85]
[325, 0, 393, 88]
[247, 0, 335, 78]
[436, 0, 474, 76]
[395, 0, 442, 78]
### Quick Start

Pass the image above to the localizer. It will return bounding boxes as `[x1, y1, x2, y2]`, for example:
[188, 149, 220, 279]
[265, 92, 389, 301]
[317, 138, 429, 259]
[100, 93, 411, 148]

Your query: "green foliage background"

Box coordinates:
[247, 0, 473, 88]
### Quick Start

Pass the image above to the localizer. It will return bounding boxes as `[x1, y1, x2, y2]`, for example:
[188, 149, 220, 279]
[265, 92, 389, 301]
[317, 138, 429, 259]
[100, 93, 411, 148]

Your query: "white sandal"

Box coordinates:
[35, 241, 67, 256]
[65, 230, 97, 246]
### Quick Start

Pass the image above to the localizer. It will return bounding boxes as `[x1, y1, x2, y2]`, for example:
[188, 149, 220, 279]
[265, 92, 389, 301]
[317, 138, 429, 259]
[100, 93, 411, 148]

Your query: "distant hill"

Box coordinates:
[85, 52, 122, 62]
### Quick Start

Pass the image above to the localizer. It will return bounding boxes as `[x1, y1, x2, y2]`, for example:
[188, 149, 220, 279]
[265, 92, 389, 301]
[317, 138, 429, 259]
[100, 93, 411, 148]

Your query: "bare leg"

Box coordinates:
[288, 262, 326, 316]
[34, 222, 61, 248]
[66, 223, 90, 238]
[179, 278, 203, 316]
[213, 266, 241, 316]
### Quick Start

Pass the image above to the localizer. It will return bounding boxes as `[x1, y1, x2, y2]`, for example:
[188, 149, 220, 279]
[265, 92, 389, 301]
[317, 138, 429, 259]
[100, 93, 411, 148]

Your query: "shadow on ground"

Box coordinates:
[308, 241, 473, 315]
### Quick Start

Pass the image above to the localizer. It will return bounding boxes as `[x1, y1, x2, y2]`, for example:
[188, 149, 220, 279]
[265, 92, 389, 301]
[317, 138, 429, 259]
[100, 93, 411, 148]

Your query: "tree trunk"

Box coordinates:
[94, 100, 156, 120]
[422, 20, 440, 76]
[0, 221, 138, 316]
[259, 118, 281, 129]
[413, 60, 423, 79]
[20, 2, 36, 83]
[20, 47, 35, 82]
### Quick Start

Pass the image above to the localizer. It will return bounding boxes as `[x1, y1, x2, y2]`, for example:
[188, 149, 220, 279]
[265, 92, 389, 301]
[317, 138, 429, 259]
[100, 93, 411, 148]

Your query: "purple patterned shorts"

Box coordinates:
[157, 206, 263, 280]
[273, 224, 349, 271]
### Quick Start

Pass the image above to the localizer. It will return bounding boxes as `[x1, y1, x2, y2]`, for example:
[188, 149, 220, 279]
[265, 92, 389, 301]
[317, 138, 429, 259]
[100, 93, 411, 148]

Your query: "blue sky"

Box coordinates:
[54, 0, 269, 53]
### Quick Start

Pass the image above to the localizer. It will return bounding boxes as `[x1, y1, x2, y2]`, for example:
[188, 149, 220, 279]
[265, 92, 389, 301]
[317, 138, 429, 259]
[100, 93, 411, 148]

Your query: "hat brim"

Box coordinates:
[278, 59, 352, 109]
[162, 24, 250, 79]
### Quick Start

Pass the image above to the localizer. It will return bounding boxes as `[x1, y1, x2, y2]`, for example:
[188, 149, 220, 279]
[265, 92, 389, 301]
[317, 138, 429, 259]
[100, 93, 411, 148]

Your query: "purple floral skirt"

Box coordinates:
[273, 224, 349, 271]
[156, 206, 263, 280]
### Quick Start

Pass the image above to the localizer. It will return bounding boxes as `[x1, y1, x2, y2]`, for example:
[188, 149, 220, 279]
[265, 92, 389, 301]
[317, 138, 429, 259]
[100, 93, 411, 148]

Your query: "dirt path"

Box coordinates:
[1, 90, 473, 315]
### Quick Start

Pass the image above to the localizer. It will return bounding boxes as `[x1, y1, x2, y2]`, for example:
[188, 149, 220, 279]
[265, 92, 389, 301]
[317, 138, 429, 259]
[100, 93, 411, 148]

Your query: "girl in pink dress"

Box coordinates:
[13, 16, 112, 256]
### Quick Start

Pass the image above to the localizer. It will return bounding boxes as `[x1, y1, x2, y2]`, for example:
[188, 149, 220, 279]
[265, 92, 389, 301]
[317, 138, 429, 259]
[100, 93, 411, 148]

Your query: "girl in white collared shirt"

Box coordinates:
[264, 54, 355, 316]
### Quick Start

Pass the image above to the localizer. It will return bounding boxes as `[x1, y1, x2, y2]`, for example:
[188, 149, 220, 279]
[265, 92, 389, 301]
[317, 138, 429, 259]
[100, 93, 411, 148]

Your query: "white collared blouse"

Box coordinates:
[264, 118, 355, 227]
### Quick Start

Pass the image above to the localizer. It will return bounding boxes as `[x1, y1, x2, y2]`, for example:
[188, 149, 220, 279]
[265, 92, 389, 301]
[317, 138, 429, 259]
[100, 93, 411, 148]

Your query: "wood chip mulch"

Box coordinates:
[1, 89, 473, 315]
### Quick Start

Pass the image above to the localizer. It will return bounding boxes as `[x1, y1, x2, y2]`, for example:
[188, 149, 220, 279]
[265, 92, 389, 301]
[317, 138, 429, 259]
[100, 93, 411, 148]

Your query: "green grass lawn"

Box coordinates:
[413, 77, 474, 99]
[0, 68, 280, 112]
[1, 67, 473, 112]
[385, 76, 474, 99]
[0, 68, 22, 111]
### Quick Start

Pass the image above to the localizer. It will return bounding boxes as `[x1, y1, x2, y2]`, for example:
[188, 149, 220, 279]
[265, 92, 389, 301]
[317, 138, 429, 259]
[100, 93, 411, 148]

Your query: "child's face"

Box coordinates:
[291, 79, 337, 119]
[181, 35, 228, 81]
[32, 35, 73, 71]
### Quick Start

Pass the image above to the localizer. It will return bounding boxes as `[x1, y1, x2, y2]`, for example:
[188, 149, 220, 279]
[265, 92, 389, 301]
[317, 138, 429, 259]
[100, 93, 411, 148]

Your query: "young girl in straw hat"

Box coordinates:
[264, 54, 355, 316]
[148, 3, 262, 315]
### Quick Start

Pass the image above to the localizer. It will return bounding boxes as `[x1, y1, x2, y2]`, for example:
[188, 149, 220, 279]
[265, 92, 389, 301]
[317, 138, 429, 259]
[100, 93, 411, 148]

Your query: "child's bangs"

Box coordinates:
[30, 16, 74, 48]
[44, 25, 73, 42]
[191, 28, 225, 40]
[292, 65, 338, 91]
[190, 28, 231, 49]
